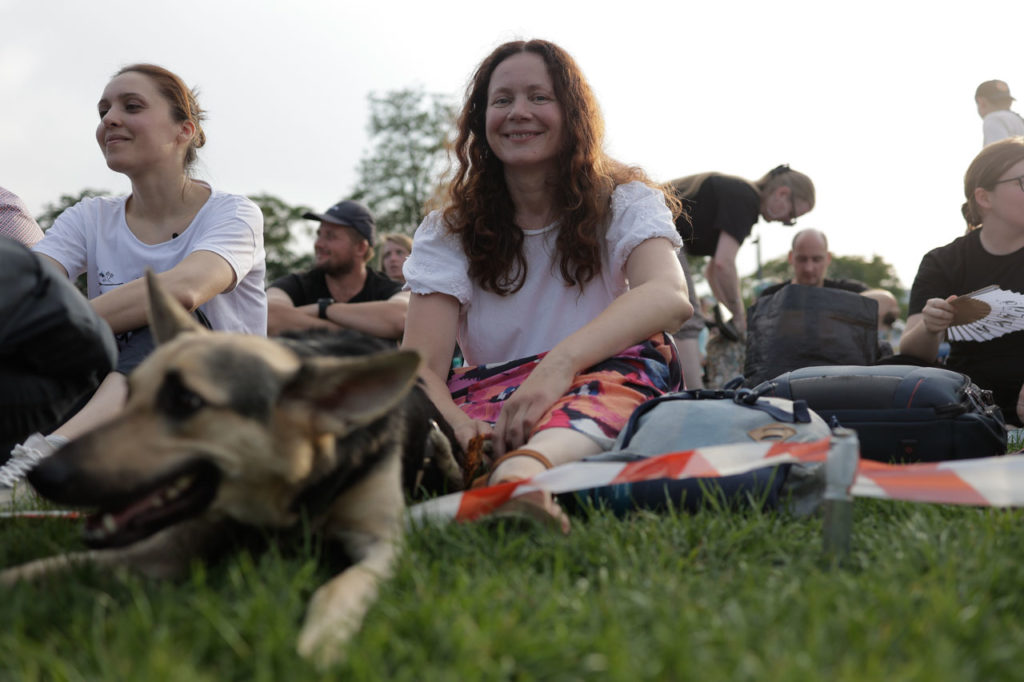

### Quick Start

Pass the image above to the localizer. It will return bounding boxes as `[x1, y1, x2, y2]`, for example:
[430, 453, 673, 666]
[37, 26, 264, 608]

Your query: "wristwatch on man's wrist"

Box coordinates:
[317, 297, 334, 320]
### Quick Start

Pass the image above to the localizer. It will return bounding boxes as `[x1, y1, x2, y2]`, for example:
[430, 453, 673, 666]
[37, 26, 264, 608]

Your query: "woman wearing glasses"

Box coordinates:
[668, 166, 815, 387]
[901, 137, 1024, 425]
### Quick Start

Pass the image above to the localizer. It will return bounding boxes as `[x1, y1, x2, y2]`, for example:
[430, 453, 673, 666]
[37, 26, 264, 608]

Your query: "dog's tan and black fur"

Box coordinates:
[0, 272, 459, 666]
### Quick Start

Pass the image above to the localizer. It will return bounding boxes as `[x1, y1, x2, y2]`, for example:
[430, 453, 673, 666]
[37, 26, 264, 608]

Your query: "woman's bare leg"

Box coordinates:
[51, 372, 128, 441]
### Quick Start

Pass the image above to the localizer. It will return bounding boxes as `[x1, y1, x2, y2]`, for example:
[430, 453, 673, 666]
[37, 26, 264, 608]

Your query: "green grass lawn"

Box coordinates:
[2, 493, 1023, 682]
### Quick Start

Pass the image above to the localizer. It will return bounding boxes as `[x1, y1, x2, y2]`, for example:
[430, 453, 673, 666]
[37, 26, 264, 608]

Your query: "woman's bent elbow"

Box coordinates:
[665, 291, 693, 332]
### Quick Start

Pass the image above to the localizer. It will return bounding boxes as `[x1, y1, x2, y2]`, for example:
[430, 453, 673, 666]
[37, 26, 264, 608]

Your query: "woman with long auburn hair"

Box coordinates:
[402, 39, 692, 529]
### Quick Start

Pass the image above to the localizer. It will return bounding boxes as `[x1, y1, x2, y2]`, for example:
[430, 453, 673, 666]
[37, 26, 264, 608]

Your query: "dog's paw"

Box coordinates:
[296, 614, 356, 668]
[0, 565, 24, 587]
[0, 552, 94, 585]
[296, 581, 372, 668]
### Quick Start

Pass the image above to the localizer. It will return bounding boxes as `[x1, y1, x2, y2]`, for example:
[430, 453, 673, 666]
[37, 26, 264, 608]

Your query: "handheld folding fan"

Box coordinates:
[948, 285, 1024, 342]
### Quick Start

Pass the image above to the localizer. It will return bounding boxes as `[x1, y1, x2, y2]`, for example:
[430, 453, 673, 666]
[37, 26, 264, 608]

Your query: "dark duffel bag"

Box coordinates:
[754, 365, 1006, 462]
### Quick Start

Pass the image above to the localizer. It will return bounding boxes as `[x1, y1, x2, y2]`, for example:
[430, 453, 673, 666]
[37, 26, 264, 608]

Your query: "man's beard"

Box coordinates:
[321, 255, 357, 277]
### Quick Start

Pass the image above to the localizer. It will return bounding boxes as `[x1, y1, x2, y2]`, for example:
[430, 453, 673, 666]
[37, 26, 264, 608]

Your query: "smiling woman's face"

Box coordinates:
[95, 71, 189, 175]
[484, 52, 564, 175]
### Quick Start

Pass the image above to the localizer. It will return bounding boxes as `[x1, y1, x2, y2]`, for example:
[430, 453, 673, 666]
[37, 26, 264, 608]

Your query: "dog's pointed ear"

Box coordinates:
[145, 269, 206, 344]
[284, 350, 423, 432]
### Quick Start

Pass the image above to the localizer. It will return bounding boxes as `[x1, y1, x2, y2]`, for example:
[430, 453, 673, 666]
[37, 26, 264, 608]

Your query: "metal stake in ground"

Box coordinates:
[823, 428, 860, 562]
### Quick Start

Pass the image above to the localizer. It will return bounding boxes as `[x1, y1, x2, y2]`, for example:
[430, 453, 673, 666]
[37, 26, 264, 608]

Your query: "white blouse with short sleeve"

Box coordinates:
[403, 181, 681, 366]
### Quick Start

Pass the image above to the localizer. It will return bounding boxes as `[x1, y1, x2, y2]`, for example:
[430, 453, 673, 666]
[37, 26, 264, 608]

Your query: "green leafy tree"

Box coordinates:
[754, 256, 791, 284]
[249, 193, 315, 283]
[350, 88, 455, 235]
[828, 254, 906, 299]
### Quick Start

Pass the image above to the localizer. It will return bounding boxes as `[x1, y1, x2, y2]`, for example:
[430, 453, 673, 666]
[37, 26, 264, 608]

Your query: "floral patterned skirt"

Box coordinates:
[447, 333, 681, 449]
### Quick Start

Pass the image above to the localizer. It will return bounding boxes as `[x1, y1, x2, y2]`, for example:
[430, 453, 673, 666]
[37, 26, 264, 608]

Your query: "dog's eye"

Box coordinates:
[157, 373, 207, 420]
[168, 389, 205, 418]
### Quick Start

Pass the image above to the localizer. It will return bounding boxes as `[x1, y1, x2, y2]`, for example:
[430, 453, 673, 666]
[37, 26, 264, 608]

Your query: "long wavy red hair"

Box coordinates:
[442, 39, 677, 295]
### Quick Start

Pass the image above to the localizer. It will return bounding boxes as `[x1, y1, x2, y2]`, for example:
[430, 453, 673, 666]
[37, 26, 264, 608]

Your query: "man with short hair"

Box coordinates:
[975, 80, 1024, 147]
[266, 200, 408, 340]
[758, 229, 867, 298]
[787, 227, 831, 288]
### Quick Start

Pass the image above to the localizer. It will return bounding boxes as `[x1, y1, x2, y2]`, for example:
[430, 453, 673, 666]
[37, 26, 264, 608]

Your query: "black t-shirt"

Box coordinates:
[672, 174, 761, 257]
[909, 228, 1024, 423]
[269, 267, 401, 306]
[758, 278, 869, 299]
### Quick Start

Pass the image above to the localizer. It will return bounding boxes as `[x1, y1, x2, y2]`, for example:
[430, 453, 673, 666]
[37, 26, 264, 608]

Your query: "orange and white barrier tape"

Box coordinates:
[408, 437, 1024, 525]
[852, 456, 1024, 506]
[409, 439, 829, 525]
[0, 510, 81, 519]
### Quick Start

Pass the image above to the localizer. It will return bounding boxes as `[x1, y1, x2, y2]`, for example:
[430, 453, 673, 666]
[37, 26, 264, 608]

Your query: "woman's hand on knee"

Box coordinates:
[493, 359, 574, 457]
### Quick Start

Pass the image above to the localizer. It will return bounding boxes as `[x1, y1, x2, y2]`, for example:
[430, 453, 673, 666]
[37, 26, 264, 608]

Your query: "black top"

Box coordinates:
[269, 267, 402, 306]
[909, 228, 1024, 423]
[672, 174, 761, 257]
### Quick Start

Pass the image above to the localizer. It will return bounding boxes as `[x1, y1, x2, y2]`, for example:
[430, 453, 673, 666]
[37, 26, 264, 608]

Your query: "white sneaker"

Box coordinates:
[0, 433, 65, 489]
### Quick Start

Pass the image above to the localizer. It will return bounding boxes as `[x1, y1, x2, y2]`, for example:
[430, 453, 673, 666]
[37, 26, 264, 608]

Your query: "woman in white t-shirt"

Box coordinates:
[4, 64, 265, 484]
[401, 40, 692, 529]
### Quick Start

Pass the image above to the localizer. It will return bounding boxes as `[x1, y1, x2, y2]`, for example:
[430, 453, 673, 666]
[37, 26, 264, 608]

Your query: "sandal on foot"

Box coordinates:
[481, 449, 569, 534]
[470, 448, 553, 489]
[489, 489, 571, 535]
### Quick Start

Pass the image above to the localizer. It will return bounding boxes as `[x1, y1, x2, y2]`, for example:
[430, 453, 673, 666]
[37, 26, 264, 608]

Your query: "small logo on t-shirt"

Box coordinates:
[97, 270, 124, 288]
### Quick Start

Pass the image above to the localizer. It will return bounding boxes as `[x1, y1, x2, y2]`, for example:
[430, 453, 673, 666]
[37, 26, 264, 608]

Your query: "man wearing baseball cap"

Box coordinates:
[975, 80, 1024, 147]
[266, 199, 408, 340]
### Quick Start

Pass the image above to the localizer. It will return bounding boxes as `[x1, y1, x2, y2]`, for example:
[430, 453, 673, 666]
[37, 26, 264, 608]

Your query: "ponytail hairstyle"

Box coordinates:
[962, 136, 1024, 231]
[754, 164, 816, 210]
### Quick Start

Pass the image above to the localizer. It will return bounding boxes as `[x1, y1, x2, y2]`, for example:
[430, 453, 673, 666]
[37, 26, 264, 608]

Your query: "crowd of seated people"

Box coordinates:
[5, 56, 1023, 529]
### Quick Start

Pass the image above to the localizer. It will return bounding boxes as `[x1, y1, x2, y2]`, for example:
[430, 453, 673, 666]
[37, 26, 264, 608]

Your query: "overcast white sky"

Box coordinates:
[4, 0, 1023, 289]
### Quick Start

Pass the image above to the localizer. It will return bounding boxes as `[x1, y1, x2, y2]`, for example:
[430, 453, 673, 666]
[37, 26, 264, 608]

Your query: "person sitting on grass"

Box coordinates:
[266, 200, 407, 341]
[901, 137, 1024, 426]
[1, 63, 266, 491]
[400, 38, 692, 531]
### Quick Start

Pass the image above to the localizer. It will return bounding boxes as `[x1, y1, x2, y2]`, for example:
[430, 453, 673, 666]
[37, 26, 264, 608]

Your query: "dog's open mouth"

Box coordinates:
[83, 461, 221, 548]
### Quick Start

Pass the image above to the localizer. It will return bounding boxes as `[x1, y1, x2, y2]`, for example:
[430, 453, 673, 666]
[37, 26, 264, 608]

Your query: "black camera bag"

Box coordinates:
[755, 365, 1006, 462]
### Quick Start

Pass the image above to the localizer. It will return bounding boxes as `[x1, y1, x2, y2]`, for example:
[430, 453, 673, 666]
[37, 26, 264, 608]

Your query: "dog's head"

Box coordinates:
[28, 271, 421, 548]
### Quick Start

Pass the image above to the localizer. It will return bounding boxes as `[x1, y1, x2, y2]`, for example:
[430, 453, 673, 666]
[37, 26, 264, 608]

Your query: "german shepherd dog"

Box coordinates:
[0, 272, 462, 667]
